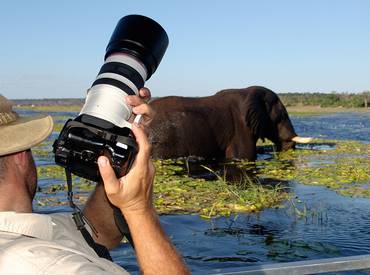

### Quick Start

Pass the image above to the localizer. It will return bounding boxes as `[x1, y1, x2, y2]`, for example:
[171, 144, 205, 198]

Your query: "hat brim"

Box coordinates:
[0, 114, 54, 156]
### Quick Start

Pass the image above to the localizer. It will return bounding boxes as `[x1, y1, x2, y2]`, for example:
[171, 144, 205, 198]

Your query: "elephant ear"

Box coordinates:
[263, 91, 291, 125]
[244, 93, 271, 139]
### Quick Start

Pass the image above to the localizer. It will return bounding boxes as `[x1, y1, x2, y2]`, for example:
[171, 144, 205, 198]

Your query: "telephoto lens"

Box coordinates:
[53, 15, 169, 182]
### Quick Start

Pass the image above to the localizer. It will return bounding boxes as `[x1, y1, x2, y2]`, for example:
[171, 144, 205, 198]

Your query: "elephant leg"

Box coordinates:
[225, 132, 257, 161]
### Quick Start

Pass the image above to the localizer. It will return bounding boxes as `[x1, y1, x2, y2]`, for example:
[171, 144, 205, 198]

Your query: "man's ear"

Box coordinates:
[10, 150, 29, 169]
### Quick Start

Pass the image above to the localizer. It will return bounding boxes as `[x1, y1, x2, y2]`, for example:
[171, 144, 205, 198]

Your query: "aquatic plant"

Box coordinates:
[153, 160, 288, 218]
[255, 139, 370, 196]
[33, 138, 370, 216]
[27, 104, 370, 216]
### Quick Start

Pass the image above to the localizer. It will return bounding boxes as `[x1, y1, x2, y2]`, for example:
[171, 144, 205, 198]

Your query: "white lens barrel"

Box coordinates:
[80, 54, 147, 128]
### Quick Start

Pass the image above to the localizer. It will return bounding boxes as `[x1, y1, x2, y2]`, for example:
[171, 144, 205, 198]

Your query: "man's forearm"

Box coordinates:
[124, 208, 190, 275]
[84, 185, 189, 273]
[83, 183, 123, 249]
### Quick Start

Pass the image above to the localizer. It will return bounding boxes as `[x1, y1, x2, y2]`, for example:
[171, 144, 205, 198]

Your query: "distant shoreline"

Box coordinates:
[287, 106, 370, 115]
[13, 99, 370, 115]
[12, 98, 84, 106]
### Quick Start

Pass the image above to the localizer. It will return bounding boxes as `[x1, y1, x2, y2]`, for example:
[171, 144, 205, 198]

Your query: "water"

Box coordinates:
[111, 184, 370, 273]
[293, 112, 370, 143]
[29, 109, 370, 273]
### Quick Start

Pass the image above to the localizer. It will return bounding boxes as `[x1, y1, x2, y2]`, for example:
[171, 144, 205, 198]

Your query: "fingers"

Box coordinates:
[125, 95, 144, 107]
[132, 103, 155, 119]
[125, 87, 151, 106]
[98, 156, 120, 195]
[125, 87, 155, 123]
[131, 123, 152, 167]
[139, 87, 151, 100]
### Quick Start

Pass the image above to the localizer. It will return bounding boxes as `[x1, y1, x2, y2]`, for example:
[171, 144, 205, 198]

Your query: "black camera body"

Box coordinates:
[53, 115, 137, 182]
[53, 15, 168, 182]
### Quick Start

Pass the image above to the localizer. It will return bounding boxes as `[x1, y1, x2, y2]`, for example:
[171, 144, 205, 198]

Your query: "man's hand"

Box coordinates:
[97, 122, 155, 215]
[126, 87, 156, 127]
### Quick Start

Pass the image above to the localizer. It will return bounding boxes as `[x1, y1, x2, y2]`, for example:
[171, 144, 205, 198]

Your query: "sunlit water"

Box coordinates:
[293, 112, 370, 143]
[25, 109, 370, 273]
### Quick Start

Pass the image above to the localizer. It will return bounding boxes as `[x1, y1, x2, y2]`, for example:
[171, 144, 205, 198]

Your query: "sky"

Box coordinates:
[0, 0, 369, 99]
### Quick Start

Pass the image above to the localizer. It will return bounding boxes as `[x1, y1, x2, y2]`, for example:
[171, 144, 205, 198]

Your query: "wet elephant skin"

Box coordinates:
[148, 86, 297, 161]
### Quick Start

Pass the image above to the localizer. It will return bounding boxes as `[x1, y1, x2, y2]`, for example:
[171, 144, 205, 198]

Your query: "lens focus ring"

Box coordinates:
[91, 78, 136, 96]
[98, 62, 144, 90]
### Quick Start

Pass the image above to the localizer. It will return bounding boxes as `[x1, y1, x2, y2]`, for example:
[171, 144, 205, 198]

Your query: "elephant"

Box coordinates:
[148, 86, 312, 161]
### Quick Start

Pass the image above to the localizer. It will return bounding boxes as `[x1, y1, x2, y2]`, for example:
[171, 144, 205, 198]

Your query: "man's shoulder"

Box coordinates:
[0, 234, 70, 273]
[0, 226, 128, 274]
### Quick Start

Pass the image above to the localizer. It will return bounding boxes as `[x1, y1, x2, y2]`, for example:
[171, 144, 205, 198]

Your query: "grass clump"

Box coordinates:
[153, 160, 289, 218]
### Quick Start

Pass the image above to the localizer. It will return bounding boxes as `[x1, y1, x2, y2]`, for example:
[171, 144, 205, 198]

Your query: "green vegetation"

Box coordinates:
[153, 160, 288, 218]
[12, 98, 83, 107]
[34, 117, 289, 216]
[33, 136, 370, 217]
[34, 158, 288, 217]
[253, 140, 370, 197]
[25, 105, 370, 217]
[14, 105, 82, 112]
[287, 106, 370, 117]
[13, 92, 370, 110]
[279, 91, 370, 108]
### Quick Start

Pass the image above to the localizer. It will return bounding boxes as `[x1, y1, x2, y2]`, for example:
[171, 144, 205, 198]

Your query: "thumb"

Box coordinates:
[98, 156, 120, 195]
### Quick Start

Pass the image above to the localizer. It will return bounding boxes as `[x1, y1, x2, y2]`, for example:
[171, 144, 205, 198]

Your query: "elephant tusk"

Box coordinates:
[291, 136, 313, 143]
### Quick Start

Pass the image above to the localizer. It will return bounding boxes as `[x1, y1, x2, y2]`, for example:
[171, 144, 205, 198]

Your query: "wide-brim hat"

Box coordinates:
[0, 95, 53, 156]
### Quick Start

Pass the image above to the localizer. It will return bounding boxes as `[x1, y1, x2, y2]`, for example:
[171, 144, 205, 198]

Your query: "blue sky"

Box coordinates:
[0, 0, 369, 99]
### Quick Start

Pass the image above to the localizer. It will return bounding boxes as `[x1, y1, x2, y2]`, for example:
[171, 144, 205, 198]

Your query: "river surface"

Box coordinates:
[26, 110, 370, 274]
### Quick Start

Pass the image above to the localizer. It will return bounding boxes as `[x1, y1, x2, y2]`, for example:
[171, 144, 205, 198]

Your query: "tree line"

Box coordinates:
[11, 91, 370, 108]
[278, 92, 370, 108]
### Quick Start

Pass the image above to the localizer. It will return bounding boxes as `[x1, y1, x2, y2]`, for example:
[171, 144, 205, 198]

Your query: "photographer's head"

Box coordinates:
[0, 95, 53, 211]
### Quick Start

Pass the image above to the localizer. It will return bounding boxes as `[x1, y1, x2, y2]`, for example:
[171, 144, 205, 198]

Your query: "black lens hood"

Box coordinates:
[105, 14, 169, 79]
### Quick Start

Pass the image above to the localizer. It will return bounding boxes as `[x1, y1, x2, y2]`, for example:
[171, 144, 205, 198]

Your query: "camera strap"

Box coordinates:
[65, 168, 113, 261]
[112, 206, 135, 248]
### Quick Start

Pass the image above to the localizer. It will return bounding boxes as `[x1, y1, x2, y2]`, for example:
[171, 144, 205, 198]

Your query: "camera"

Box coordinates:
[53, 15, 169, 182]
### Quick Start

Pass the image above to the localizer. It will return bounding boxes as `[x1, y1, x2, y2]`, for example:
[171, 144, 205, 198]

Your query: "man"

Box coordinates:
[0, 90, 189, 274]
